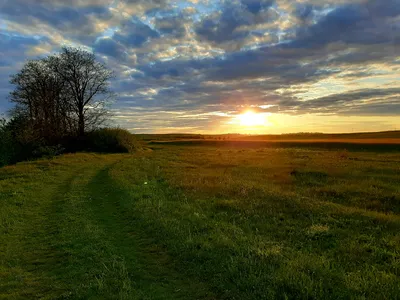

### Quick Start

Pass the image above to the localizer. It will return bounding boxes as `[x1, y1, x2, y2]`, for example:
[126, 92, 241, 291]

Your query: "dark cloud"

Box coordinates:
[0, 0, 111, 42]
[194, 1, 278, 48]
[0, 33, 42, 52]
[94, 38, 128, 60]
[241, 0, 274, 14]
[114, 18, 160, 47]
[124, 0, 167, 9]
[290, 1, 400, 49]
[340, 101, 400, 116]
[195, 5, 251, 44]
[367, 0, 400, 18]
[4, 0, 112, 6]
[294, 3, 315, 22]
[155, 15, 187, 38]
[0, 33, 47, 66]
[136, 42, 341, 86]
[298, 88, 400, 110]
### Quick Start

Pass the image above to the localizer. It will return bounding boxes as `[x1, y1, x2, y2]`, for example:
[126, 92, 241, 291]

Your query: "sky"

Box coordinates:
[0, 0, 399, 134]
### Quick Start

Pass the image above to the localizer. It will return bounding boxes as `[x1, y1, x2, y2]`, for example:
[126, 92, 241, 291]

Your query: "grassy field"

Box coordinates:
[137, 130, 400, 142]
[1, 141, 400, 299]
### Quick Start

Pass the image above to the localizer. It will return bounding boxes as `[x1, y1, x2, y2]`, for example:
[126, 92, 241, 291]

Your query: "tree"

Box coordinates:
[10, 59, 68, 140]
[9, 47, 115, 140]
[51, 47, 115, 136]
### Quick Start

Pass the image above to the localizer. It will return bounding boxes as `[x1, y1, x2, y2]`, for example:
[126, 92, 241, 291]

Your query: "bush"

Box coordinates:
[0, 119, 17, 167]
[86, 128, 142, 153]
[1, 116, 141, 168]
[32, 144, 65, 158]
[1, 117, 67, 166]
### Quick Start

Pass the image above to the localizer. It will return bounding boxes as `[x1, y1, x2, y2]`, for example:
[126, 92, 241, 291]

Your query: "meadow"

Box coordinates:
[1, 138, 400, 299]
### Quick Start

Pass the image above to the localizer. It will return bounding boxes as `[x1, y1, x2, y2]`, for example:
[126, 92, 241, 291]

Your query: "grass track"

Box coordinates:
[0, 154, 213, 299]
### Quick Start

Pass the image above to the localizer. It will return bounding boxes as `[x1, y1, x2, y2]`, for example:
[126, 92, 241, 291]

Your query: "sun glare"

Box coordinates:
[238, 110, 269, 127]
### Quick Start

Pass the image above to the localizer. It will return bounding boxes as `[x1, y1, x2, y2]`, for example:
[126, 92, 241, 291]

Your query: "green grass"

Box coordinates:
[1, 145, 400, 299]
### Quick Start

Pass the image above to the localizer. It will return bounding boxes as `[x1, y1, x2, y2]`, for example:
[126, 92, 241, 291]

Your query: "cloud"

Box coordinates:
[241, 0, 274, 14]
[297, 87, 400, 112]
[117, 0, 169, 16]
[340, 101, 400, 116]
[194, 0, 279, 49]
[94, 38, 128, 61]
[155, 15, 187, 38]
[0, 0, 400, 132]
[290, 2, 400, 48]
[0, 0, 112, 43]
[0, 33, 47, 65]
[114, 18, 160, 47]
[294, 3, 315, 22]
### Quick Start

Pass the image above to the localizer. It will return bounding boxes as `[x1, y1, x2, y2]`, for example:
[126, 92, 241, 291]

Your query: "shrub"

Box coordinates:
[1, 117, 66, 166]
[1, 117, 141, 168]
[0, 119, 17, 166]
[87, 128, 142, 153]
[32, 144, 65, 158]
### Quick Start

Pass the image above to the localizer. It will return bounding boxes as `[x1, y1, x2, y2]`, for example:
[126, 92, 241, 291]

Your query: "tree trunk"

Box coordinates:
[78, 109, 85, 137]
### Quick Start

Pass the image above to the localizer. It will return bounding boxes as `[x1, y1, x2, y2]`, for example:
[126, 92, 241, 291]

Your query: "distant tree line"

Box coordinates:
[1, 47, 140, 167]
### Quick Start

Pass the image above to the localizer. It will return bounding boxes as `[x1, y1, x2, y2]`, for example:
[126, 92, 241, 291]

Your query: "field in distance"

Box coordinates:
[1, 140, 400, 299]
[142, 130, 400, 153]
[137, 130, 400, 143]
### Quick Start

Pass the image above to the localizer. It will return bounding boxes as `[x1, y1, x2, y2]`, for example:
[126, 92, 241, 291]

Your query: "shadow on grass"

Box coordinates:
[83, 164, 215, 299]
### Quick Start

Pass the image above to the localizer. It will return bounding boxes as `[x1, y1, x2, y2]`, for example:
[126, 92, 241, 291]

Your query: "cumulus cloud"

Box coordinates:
[114, 18, 160, 47]
[241, 0, 275, 14]
[94, 38, 128, 61]
[194, 0, 280, 50]
[0, 0, 399, 132]
[0, 0, 112, 43]
[155, 15, 188, 38]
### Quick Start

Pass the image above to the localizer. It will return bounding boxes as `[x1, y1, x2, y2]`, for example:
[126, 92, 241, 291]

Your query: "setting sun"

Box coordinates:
[238, 111, 269, 127]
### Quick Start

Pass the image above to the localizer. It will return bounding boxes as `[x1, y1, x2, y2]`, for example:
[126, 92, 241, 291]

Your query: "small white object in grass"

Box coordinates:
[144, 182, 148, 185]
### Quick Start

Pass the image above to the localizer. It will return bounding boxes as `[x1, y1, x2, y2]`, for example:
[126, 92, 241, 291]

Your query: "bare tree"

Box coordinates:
[51, 47, 115, 136]
[9, 47, 115, 141]
[10, 59, 67, 140]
